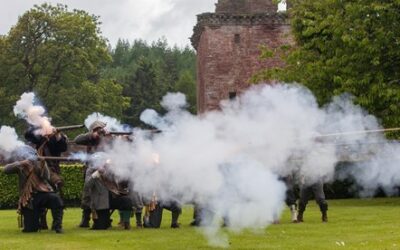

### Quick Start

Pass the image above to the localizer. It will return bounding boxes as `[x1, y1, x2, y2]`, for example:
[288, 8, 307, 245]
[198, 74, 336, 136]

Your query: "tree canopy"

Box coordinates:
[255, 0, 400, 130]
[0, 4, 196, 131]
[0, 3, 129, 129]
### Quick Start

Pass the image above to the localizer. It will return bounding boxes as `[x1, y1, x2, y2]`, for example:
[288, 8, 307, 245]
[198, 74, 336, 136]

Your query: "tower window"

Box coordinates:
[234, 34, 240, 44]
[229, 92, 237, 100]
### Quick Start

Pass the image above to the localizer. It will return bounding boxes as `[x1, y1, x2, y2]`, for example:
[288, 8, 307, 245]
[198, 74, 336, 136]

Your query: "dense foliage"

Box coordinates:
[0, 4, 196, 132]
[255, 0, 400, 133]
[103, 39, 196, 125]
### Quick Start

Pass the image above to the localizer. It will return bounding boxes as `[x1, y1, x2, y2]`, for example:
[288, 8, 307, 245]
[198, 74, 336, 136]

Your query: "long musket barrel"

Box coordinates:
[55, 124, 85, 132]
[315, 127, 400, 138]
[108, 131, 133, 136]
[37, 156, 82, 162]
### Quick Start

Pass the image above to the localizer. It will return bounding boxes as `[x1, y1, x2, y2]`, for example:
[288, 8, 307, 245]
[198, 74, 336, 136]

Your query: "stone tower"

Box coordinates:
[191, 0, 292, 113]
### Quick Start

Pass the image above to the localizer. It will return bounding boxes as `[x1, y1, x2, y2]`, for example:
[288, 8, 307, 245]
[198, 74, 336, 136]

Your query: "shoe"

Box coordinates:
[171, 222, 180, 228]
[123, 222, 131, 230]
[55, 228, 64, 234]
[190, 220, 200, 227]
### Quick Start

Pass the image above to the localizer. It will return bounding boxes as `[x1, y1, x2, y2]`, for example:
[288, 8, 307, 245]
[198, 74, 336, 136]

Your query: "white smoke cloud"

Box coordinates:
[0, 126, 24, 155]
[0, 126, 36, 161]
[80, 83, 399, 244]
[13, 92, 54, 135]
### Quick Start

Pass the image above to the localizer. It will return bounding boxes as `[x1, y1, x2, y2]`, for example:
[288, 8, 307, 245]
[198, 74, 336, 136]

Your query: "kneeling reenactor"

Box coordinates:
[2, 156, 64, 233]
[86, 164, 133, 230]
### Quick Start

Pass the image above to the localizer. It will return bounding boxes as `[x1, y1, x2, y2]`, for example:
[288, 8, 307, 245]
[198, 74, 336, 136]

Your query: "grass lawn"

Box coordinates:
[0, 198, 399, 250]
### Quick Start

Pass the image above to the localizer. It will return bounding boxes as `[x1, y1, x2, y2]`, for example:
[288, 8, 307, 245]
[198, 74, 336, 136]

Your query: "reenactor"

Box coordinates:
[297, 178, 328, 223]
[2, 152, 64, 233]
[24, 127, 67, 230]
[74, 121, 108, 228]
[86, 165, 133, 230]
[143, 195, 182, 229]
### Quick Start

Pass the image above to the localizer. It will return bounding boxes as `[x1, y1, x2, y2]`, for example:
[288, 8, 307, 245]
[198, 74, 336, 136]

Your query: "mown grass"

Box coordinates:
[0, 198, 399, 250]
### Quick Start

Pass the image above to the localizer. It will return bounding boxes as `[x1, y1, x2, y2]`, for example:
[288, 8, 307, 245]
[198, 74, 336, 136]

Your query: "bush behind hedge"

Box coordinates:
[0, 164, 84, 209]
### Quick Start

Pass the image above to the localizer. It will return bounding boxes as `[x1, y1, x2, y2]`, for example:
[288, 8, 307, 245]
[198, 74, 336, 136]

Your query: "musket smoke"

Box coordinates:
[88, 83, 399, 245]
[0, 126, 25, 159]
[13, 92, 54, 135]
[0, 126, 36, 161]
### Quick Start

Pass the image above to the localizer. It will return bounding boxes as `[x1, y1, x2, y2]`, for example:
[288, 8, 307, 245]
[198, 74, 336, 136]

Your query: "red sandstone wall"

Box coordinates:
[196, 24, 292, 113]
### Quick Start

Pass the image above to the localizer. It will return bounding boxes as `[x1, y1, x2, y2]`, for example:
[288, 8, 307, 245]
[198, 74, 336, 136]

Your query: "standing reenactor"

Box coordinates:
[297, 178, 328, 223]
[2, 155, 64, 233]
[74, 121, 108, 228]
[24, 127, 67, 230]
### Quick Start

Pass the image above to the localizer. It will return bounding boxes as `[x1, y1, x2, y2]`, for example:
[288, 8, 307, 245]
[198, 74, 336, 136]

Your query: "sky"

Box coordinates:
[0, 0, 285, 48]
[0, 0, 217, 48]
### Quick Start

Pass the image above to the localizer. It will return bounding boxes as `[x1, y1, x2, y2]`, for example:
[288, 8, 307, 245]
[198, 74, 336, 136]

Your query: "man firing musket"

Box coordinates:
[24, 125, 71, 230]
[73, 121, 136, 228]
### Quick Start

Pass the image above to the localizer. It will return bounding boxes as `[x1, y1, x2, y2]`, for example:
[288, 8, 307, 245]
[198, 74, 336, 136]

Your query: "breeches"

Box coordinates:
[22, 192, 63, 232]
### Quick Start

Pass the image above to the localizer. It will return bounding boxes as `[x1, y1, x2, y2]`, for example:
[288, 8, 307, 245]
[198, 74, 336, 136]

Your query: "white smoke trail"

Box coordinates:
[0, 126, 36, 161]
[13, 92, 54, 135]
[85, 112, 131, 132]
[85, 83, 399, 245]
[0, 126, 24, 158]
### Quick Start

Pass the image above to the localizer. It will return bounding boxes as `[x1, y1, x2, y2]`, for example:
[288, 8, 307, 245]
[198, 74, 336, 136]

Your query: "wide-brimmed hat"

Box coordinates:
[89, 121, 106, 132]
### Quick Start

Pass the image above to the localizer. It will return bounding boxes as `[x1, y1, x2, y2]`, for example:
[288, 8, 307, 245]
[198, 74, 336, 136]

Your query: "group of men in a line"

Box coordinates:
[2, 121, 328, 234]
[75, 121, 182, 230]
[2, 121, 182, 233]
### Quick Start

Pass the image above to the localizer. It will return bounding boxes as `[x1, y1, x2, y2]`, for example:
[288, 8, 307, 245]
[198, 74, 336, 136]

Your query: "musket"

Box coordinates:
[55, 124, 85, 132]
[37, 156, 83, 162]
[315, 127, 400, 138]
[108, 131, 133, 136]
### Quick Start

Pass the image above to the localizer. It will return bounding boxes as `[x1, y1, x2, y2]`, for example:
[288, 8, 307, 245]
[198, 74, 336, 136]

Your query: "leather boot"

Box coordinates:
[51, 208, 63, 233]
[135, 212, 143, 228]
[120, 210, 132, 230]
[319, 203, 328, 222]
[297, 210, 304, 222]
[79, 209, 91, 228]
[322, 210, 328, 222]
[171, 211, 180, 228]
[39, 209, 48, 230]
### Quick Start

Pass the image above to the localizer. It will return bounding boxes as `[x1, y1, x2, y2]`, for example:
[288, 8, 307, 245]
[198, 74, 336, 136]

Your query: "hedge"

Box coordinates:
[0, 164, 84, 209]
[0, 163, 397, 209]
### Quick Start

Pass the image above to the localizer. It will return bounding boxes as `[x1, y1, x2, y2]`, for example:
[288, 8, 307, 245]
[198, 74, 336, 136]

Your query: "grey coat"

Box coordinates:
[86, 172, 110, 210]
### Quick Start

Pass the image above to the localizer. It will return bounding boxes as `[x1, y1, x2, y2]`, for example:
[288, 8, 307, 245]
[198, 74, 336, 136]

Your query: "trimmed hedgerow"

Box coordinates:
[0, 164, 84, 209]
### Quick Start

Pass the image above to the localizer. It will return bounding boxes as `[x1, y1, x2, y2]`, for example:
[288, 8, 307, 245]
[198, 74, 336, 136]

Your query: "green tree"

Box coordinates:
[0, 3, 128, 128]
[255, 0, 400, 129]
[102, 38, 197, 123]
[175, 70, 196, 114]
[124, 58, 165, 125]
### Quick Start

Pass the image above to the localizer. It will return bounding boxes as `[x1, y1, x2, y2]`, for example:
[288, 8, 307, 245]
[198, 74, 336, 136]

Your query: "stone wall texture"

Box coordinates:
[192, 0, 293, 113]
